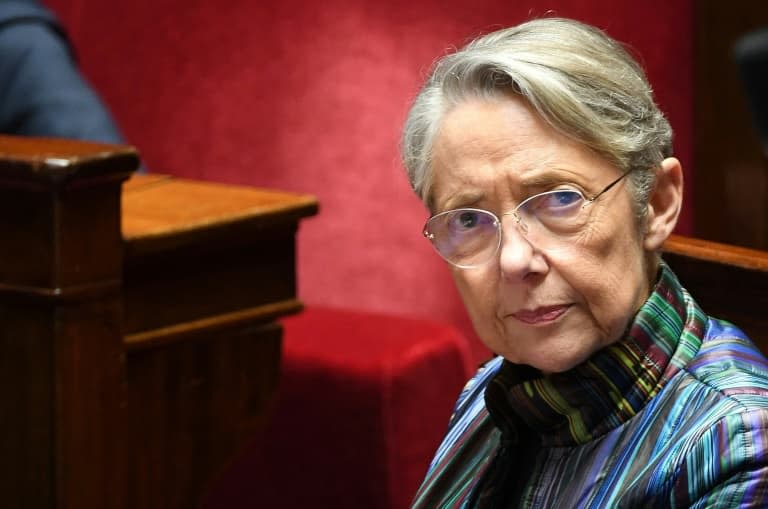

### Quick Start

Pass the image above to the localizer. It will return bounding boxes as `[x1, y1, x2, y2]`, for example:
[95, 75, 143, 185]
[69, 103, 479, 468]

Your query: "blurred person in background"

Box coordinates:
[0, 0, 123, 143]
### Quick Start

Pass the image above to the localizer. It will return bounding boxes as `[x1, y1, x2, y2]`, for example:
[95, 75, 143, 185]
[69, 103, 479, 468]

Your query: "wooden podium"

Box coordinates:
[0, 136, 317, 508]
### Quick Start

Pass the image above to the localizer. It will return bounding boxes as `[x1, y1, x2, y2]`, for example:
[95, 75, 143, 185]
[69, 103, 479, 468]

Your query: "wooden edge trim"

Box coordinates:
[663, 234, 768, 271]
[0, 279, 121, 302]
[124, 299, 304, 352]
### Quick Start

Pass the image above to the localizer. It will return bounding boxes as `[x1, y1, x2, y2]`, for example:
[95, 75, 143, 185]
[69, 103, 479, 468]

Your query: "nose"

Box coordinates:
[497, 214, 548, 280]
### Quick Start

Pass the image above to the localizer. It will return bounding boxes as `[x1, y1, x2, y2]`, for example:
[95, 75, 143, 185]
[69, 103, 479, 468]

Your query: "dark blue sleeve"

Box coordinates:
[0, 0, 124, 143]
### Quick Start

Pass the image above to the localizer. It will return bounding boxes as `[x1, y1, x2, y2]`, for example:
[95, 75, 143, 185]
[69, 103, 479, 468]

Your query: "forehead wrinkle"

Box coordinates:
[430, 138, 499, 212]
[432, 157, 564, 213]
[430, 166, 487, 212]
[442, 189, 486, 212]
[430, 103, 596, 212]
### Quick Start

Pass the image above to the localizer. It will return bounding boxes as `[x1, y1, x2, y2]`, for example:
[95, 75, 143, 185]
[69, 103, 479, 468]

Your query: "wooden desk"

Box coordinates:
[0, 136, 317, 508]
[122, 175, 317, 507]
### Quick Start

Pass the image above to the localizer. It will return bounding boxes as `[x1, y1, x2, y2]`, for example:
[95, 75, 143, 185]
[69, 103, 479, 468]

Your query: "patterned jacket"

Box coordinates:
[412, 264, 768, 508]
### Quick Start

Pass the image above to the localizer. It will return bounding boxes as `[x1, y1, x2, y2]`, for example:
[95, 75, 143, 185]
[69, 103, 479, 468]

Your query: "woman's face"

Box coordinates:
[430, 96, 655, 373]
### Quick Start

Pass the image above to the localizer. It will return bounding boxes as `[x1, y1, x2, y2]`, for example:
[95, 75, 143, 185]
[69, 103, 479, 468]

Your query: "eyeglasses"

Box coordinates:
[423, 169, 634, 268]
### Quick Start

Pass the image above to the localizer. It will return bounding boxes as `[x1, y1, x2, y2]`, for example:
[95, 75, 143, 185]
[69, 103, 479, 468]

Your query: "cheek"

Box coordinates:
[451, 268, 499, 321]
[556, 230, 649, 331]
[571, 209, 646, 280]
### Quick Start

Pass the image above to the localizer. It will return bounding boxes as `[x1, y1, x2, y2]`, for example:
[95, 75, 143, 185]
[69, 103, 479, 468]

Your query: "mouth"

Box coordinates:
[510, 304, 571, 325]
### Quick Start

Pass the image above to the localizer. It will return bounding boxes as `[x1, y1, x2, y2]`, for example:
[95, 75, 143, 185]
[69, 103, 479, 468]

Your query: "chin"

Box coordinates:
[550, 341, 612, 373]
[535, 356, 586, 375]
[512, 339, 601, 374]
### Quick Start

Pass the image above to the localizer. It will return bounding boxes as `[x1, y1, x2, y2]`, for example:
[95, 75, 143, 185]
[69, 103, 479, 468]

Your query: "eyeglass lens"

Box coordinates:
[426, 209, 501, 268]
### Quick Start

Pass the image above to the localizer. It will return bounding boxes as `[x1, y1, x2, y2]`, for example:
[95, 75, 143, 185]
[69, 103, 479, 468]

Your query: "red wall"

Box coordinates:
[45, 0, 694, 356]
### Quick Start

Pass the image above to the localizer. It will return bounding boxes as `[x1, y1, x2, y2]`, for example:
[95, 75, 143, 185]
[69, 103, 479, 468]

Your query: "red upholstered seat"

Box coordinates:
[204, 306, 475, 509]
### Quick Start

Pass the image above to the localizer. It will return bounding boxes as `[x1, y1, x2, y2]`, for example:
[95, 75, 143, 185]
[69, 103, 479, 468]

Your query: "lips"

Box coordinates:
[510, 304, 570, 325]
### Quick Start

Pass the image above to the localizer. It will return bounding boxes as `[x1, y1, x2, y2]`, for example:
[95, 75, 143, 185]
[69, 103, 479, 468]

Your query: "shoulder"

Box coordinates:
[685, 318, 768, 403]
[0, 1, 60, 33]
[653, 319, 768, 504]
[422, 357, 501, 475]
[0, 0, 71, 83]
[671, 408, 768, 506]
[449, 356, 503, 426]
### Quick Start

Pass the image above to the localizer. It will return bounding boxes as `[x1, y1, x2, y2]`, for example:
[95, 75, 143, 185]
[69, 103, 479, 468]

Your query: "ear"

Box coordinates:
[643, 157, 684, 251]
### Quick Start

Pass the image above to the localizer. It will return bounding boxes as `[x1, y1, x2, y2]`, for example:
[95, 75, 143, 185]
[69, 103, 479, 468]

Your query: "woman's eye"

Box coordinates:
[545, 190, 582, 209]
[453, 211, 480, 229]
[522, 190, 583, 218]
[532, 190, 582, 213]
[445, 210, 494, 232]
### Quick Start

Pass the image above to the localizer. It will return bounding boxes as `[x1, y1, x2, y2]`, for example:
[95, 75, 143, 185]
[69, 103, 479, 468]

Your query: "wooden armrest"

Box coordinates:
[664, 234, 768, 271]
[662, 234, 768, 350]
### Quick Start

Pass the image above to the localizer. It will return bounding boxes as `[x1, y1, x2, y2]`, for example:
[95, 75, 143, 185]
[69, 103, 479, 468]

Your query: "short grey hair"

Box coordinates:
[401, 17, 673, 216]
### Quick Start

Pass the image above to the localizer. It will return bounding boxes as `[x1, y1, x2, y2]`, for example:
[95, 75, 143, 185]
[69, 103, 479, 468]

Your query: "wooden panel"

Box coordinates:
[0, 302, 54, 506]
[663, 234, 768, 351]
[54, 296, 127, 508]
[123, 227, 300, 341]
[119, 174, 318, 506]
[0, 137, 319, 508]
[121, 175, 317, 344]
[0, 135, 133, 508]
[126, 322, 282, 509]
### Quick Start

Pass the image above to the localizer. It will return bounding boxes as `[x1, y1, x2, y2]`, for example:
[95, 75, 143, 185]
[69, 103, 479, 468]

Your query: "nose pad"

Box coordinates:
[502, 211, 529, 236]
[498, 213, 540, 277]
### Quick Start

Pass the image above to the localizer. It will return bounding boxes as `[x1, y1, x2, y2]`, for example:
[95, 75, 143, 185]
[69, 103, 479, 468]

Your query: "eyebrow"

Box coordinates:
[436, 190, 485, 213]
[431, 167, 591, 213]
[518, 167, 588, 188]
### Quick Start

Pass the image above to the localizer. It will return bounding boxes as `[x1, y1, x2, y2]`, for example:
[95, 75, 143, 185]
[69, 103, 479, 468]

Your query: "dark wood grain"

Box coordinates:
[120, 175, 317, 507]
[663, 234, 768, 351]
[0, 135, 131, 508]
[126, 322, 282, 508]
[0, 136, 318, 508]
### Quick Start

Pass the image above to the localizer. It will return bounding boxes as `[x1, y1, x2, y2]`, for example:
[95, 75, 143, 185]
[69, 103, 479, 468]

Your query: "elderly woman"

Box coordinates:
[402, 17, 768, 508]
